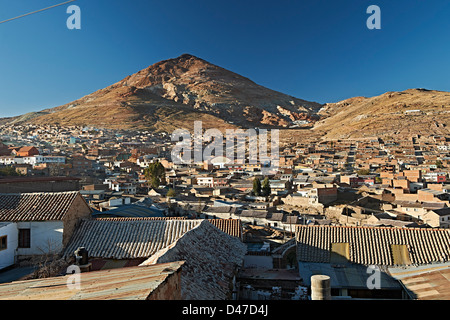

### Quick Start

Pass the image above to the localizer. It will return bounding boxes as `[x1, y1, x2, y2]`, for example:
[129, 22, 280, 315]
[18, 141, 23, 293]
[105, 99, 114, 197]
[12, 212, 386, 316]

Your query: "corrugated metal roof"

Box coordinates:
[93, 204, 165, 218]
[240, 210, 268, 218]
[207, 219, 243, 240]
[299, 262, 401, 290]
[0, 261, 184, 300]
[296, 225, 450, 266]
[63, 219, 202, 260]
[93, 217, 243, 240]
[94, 217, 187, 221]
[388, 262, 450, 300]
[0, 191, 87, 222]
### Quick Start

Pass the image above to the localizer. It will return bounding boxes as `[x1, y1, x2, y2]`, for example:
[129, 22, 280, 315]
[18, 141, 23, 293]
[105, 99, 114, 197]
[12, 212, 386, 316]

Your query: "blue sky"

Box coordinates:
[1, 0, 450, 117]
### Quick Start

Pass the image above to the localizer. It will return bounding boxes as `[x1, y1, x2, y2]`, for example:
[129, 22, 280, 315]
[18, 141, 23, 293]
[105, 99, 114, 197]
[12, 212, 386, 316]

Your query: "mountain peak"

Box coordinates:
[5, 55, 323, 131]
[177, 53, 199, 60]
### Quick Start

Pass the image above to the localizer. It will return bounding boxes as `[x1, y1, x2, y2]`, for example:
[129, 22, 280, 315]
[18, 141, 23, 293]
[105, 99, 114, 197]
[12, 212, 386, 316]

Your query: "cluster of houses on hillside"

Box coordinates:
[0, 125, 449, 300]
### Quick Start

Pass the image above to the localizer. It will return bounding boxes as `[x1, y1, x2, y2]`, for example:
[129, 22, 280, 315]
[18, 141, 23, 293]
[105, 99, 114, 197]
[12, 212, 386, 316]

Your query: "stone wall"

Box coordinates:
[148, 267, 182, 300]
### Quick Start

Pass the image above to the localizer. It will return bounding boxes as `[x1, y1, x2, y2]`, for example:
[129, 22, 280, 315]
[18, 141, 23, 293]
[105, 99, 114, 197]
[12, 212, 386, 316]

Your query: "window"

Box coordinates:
[18, 229, 31, 248]
[391, 244, 411, 265]
[330, 243, 350, 264]
[0, 236, 6, 251]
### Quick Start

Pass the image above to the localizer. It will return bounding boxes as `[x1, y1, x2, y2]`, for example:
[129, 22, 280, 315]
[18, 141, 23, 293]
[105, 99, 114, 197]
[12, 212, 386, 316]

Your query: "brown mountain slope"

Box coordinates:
[13, 54, 322, 132]
[313, 88, 450, 139]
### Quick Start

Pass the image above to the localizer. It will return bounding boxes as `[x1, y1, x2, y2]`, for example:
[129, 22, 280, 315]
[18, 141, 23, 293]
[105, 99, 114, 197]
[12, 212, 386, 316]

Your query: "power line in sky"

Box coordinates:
[0, 0, 77, 25]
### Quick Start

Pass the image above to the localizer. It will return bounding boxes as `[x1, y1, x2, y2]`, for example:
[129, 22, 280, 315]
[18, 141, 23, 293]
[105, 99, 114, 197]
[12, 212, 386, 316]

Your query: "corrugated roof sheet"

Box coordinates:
[296, 225, 450, 266]
[299, 262, 401, 290]
[92, 204, 165, 218]
[207, 219, 243, 240]
[94, 217, 187, 221]
[63, 219, 202, 260]
[93, 217, 243, 240]
[0, 191, 84, 222]
[240, 210, 268, 218]
[0, 261, 184, 300]
[388, 262, 450, 300]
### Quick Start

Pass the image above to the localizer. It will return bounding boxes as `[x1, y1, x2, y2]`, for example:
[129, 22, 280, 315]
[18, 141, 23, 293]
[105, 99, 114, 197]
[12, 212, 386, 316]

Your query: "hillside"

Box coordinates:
[313, 88, 450, 140]
[7, 54, 322, 132]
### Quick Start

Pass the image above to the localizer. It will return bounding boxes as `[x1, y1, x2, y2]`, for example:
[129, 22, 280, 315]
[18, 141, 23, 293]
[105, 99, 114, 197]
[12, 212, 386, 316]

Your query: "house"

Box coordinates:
[201, 205, 239, 219]
[0, 222, 17, 270]
[196, 175, 214, 187]
[295, 225, 450, 299]
[423, 207, 450, 228]
[283, 184, 337, 208]
[0, 191, 92, 269]
[15, 146, 39, 157]
[0, 176, 81, 193]
[269, 180, 290, 194]
[309, 184, 338, 205]
[63, 219, 247, 299]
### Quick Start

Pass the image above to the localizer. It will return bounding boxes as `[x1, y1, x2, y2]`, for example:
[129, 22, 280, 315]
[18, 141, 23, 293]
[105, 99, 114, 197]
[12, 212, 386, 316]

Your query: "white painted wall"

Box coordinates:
[0, 223, 18, 270]
[16, 221, 64, 256]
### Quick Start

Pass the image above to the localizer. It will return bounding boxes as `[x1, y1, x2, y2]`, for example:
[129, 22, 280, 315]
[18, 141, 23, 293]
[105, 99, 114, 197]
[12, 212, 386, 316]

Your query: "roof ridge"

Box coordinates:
[0, 190, 79, 195]
[296, 224, 450, 232]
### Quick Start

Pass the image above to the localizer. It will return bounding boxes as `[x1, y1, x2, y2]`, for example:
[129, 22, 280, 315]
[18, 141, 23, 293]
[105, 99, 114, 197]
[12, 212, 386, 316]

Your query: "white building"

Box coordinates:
[0, 222, 18, 270]
[0, 155, 66, 166]
[196, 176, 214, 187]
[0, 191, 92, 270]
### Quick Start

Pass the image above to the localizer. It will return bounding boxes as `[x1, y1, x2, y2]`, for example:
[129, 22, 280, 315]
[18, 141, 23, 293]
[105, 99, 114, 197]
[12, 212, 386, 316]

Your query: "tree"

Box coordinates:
[436, 160, 444, 169]
[167, 188, 177, 198]
[144, 161, 166, 189]
[253, 177, 261, 196]
[261, 177, 271, 196]
[357, 169, 371, 176]
[0, 166, 20, 176]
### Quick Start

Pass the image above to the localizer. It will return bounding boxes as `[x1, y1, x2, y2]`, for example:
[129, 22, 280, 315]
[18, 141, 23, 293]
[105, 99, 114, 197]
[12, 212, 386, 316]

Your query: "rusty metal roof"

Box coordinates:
[0, 261, 184, 300]
[388, 263, 450, 300]
[0, 191, 88, 222]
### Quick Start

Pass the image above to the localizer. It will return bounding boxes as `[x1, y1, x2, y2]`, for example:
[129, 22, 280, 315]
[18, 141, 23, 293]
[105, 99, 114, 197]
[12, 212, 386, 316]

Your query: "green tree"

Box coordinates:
[261, 177, 271, 196]
[0, 166, 20, 176]
[357, 169, 371, 176]
[144, 161, 166, 189]
[436, 160, 444, 169]
[253, 177, 261, 196]
[167, 188, 177, 198]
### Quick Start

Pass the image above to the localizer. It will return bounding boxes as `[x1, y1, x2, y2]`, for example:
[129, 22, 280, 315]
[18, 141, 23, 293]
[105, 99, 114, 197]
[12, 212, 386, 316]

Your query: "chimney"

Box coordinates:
[74, 247, 91, 272]
[311, 275, 331, 300]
